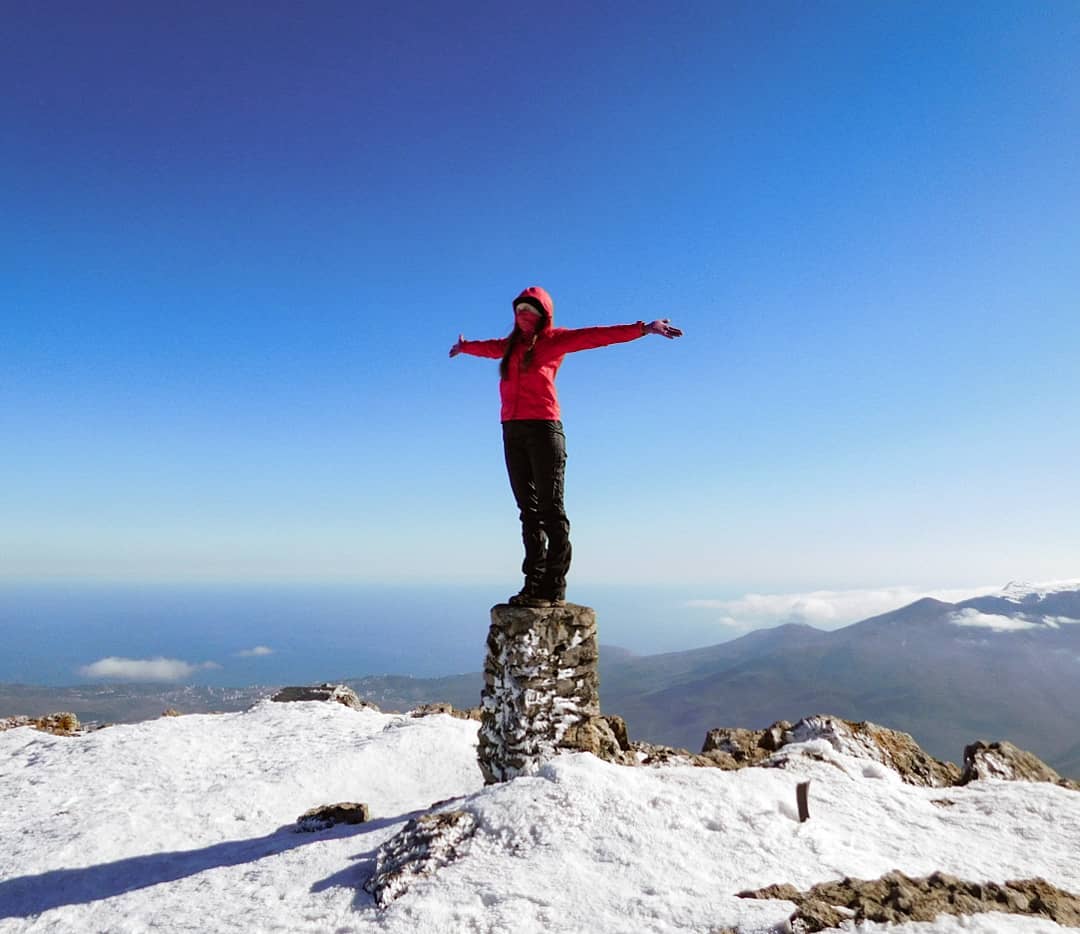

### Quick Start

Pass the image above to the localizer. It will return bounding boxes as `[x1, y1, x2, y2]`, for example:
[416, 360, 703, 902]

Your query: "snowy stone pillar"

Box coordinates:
[478, 602, 610, 783]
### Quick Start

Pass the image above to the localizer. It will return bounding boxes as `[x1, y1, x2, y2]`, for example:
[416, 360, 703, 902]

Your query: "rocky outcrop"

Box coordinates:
[632, 741, 718, 768]
[774, 715, 961, 787]
[701, 721, 791, 769]
[603, 713, 630, 751]
[478, 603, 630, 783]
[410, 702, 454, 717]
[1, 712, 82, 736]
[270, 683, 377, 712]
[960, 740, 1080, 790]
[650, 715, 1080, 792]
[638, 716, 934, 775]
[37, 712, 81, 735]
[410, 702, 483, 721]
[699, 715, 960, 787]
[739, 870, 1080, 931]
[296, 802, 370, 832]
[561, 716, 626, 762]
[363, 810, 476, 907]
[0, 716, 32, 732]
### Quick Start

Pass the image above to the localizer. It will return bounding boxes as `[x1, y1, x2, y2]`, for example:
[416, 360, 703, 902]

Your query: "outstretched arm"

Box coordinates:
[449, 335, 507, 359]
[548, 319, 683, 354]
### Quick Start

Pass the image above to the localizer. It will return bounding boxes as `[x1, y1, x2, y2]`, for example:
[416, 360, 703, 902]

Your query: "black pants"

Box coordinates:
[502, 419, 571, 600]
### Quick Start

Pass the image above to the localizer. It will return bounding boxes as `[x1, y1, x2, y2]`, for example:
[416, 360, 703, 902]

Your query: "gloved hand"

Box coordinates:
[645, 319, 683, 339]
[449, 334, 465, 357]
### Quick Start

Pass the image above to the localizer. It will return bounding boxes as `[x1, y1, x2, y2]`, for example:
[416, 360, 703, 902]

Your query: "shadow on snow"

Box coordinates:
[0, 811, 420, 919]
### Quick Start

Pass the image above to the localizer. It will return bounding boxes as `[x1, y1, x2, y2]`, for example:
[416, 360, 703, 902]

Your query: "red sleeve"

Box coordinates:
[459, 338, 508, 359]
[546, 323, 646, 354]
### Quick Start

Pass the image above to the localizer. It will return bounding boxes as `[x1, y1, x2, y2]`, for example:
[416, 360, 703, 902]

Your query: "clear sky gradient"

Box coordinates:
[5, 2, 1079, 601]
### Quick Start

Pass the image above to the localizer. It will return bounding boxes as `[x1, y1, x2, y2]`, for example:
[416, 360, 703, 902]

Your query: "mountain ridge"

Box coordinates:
[3, 581, 1078, 777]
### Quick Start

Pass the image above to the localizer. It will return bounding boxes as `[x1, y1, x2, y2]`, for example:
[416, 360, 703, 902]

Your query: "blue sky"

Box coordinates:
[4, 1, 1079, 608]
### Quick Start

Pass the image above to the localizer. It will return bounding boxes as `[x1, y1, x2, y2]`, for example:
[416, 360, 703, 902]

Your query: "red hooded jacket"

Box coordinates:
[459, 286, 646, 422]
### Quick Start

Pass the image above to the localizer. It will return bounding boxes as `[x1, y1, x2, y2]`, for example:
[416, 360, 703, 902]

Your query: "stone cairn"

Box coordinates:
[477, 602, 625, 783]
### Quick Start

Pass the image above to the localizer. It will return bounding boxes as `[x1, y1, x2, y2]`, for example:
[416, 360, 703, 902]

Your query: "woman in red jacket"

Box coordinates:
[450, 285, 682, 607]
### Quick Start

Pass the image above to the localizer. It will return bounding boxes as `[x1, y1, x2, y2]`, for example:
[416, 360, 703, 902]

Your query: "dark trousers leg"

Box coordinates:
[502, 420, 571, 599]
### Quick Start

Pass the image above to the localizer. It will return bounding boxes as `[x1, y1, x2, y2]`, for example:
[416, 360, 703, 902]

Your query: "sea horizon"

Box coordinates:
[0, 580, 741, 688]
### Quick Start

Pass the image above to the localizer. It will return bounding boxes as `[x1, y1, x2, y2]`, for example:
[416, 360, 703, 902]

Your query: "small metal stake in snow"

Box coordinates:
[796, 781, 810, 822]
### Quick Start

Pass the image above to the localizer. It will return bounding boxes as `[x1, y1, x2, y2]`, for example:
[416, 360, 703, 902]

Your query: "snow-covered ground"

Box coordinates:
[2, 700, 1078, 933]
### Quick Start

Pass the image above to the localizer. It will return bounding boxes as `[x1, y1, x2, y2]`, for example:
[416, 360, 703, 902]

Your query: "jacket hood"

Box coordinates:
[512, 286, 554, 324]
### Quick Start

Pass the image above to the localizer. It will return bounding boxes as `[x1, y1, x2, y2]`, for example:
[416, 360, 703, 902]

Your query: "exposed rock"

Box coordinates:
[363, 809, 477, 907]
[758, 720, 791, 752]
[296, 802, 370, 832]
[650, 716, 1079, 791]
[702, 723, 792, 767]
[960, 740, 1080, 790]
[739, 870, 1080, 931]
[0, 716, 33, 732]
[702, 726, 761, 761]
[161, 708, 182, 717]
[742, 882, 803, 902]
[633, 737, 781, 770]
[410, 702, 454, 717]
[648, 714, 1030, 789]
[631, 741, 718, 768]
[6, 712, 84, 736]
[754, 715, 960, 787]
[796, 898, 849, 930]
[409, 702, 482, 721]
[602, 714, 631, 751]
[561, 715, 626, 761]
[696, 716, 958, 786]
[478, 603, 630, 783]
[270, 683, 377, 712]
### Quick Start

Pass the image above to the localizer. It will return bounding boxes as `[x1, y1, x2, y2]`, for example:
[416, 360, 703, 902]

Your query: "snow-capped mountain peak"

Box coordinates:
[944, 579, 1080, 632]
[999, 579, 1080, 603]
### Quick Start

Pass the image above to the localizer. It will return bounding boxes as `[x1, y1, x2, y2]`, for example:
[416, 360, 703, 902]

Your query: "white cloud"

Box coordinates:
[948, 609, 1039, 632]
[950, 611, 1080, 632]
[235, 645, 274, 657]
[685, 585, 1001, 631]
[79, 656, 220, 682]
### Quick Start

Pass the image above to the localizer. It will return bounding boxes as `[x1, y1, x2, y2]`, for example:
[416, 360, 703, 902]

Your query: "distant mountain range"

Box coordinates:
[0, 683, 269, 725]
[599, 581, 1080, 774]
[4, 580, 1078, 777]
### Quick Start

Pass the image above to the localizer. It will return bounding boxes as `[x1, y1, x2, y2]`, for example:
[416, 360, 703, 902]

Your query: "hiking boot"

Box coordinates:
[507, 592, 565, 608]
